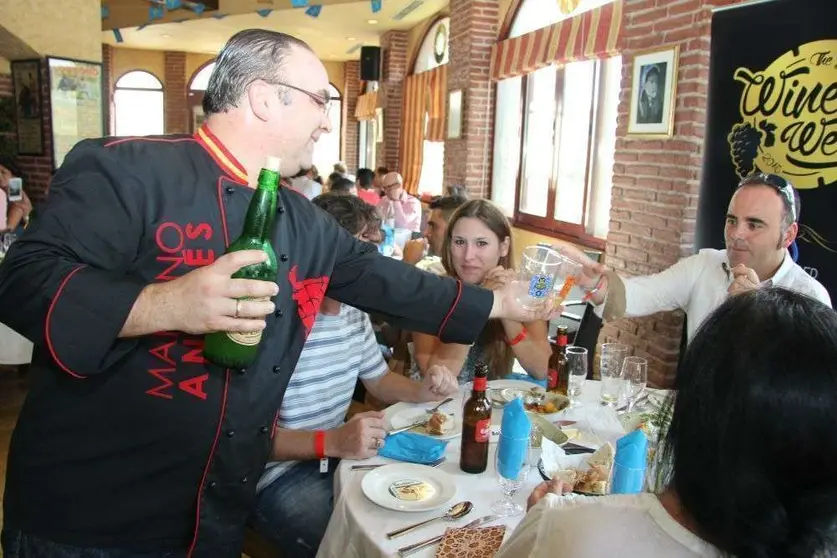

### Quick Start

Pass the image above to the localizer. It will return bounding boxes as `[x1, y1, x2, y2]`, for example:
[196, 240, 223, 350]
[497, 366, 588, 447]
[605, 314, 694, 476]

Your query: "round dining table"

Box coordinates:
[316, 379, 635, 558]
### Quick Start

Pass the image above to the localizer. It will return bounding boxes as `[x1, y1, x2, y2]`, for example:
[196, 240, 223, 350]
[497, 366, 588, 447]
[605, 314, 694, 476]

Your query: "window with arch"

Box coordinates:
[190, 62, 215, 92]
[114, 70, 164, 136]
[491, 0, 619, 247]
[312, 83, 342, 174]
[414, 16, 450, 196]
[188, 61, 215, 132]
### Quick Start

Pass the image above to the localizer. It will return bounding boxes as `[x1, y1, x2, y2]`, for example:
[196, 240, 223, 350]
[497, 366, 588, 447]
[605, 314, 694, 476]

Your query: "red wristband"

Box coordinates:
[314, 430, 326, 459]
[507, 327, 528, 346]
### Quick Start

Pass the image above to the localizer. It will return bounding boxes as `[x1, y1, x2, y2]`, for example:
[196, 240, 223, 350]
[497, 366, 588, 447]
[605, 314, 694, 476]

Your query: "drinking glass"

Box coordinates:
[621, 356, 648, 412]
[599, 343, 628, 407]
[565, 346, 588, 407]
[492, 438, 532, 517]
[515, 245, 582, 311]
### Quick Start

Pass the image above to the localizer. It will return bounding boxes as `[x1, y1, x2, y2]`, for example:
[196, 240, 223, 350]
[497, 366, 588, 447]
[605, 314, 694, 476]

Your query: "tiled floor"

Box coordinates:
[0, 369, 257, 557]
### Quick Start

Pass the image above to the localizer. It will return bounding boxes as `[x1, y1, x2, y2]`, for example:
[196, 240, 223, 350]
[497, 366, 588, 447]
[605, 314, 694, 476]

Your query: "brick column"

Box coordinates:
[102, 44, 114, 135]
[343, 60, 360, 172]
[377, 30, 408, 171]
[602, 0, 746, 387]
[0, 73, 14, 156]
[443, 0, 498, 198]
[164, 51, 188, 134]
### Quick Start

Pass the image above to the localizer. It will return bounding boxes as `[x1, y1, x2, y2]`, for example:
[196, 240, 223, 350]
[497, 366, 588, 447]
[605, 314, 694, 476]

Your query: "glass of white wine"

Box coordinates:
[566, 346, 588, 407]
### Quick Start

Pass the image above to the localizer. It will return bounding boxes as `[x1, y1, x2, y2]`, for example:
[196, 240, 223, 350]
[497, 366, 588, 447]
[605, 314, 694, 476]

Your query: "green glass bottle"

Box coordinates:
[204, 156, 280, 369]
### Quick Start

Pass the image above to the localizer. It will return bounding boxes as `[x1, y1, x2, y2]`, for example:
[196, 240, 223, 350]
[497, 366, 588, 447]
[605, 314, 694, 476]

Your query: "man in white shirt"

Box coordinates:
[377, 171, 422, 232]
[586, 173, 831, 341]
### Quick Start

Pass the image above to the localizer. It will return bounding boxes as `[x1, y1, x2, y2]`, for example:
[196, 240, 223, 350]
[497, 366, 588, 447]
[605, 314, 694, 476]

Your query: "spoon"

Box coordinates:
[386, 501, 473, 539]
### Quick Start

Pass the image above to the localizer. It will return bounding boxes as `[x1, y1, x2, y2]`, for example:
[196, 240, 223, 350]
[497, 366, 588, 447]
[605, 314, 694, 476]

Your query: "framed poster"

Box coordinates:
[11, 60, 45, 156]
[46, 56, 105, 169]
[628, 46, 680, 137]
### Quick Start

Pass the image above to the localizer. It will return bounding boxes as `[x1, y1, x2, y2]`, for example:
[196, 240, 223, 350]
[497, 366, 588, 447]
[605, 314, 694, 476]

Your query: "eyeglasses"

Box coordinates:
[383, 182, 401, 190]
[274, 81, 331, 112]
[737, 172, 797, 223]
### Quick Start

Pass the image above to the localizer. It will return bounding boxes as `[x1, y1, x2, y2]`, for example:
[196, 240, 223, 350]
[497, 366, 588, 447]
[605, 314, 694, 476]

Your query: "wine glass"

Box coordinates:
[565, 346, 588, 407]
[599, 343, 628, 406]
[492, 437, 532, 517]
[621, 356, 648, 413]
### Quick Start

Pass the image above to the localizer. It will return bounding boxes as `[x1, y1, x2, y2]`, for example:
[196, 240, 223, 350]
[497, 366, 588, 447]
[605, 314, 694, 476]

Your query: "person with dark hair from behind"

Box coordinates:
[328, 176, 356, 196]
[500, 287, 837, 558]
[355, 167, 379, 206]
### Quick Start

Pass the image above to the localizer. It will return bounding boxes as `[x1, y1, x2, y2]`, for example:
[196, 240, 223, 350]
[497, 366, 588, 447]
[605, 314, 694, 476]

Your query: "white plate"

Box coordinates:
[487, 379, 540, 406]
[361, 463, 457, 512]
[389, 407, 462, 440]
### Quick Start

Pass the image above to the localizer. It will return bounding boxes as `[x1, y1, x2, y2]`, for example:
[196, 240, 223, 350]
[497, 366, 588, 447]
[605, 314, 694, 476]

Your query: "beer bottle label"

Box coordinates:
[227, 330, 262, 346]
[226, 296, 268, 346]
[475, 418, 491, 443]
[547, 368, 558, 390]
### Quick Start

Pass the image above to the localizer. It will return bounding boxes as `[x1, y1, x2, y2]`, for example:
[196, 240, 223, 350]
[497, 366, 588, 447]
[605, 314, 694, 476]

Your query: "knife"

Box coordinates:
[397, 514, 500, 556]
[388, 418, 430, 436]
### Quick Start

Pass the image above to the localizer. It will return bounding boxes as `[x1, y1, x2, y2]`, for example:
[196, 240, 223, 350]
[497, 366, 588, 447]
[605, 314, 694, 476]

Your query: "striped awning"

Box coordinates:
[490, 0, 622, 81]
[355, 90, 378, 120]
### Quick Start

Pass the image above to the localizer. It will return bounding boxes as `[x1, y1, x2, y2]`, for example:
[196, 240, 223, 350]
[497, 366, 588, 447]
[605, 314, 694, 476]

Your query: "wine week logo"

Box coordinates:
[728, 39, 837, 254]
[728, 40, 837, 189]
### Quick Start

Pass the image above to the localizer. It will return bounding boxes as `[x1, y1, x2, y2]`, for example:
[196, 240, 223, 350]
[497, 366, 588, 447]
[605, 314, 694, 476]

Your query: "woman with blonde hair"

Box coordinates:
[410, 199, 550, 383]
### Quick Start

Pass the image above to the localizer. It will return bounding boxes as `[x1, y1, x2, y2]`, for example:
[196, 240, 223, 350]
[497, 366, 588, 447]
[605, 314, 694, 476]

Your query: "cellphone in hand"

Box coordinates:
[7, 177, 22, 202]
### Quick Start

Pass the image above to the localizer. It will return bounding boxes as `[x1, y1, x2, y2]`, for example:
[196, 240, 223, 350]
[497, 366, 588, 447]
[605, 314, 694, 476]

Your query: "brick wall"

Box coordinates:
[343, 60, 360, 173]
[443, 0, 498, 198]
[164, 51, 188, 134]
[377, 31, 408, 171]
[602, 0, 745, 387]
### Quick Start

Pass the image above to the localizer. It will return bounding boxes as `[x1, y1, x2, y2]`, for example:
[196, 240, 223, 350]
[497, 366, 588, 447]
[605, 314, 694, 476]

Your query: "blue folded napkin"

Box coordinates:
[497, 397, 531, 479]
[612, 429, 648, 494]
[504, 372, 547, 388]
[379, 432, 448, 465]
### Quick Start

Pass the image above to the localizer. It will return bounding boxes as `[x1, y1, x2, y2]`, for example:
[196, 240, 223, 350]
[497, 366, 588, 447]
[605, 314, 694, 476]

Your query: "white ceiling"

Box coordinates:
[102, 0, 448, 61]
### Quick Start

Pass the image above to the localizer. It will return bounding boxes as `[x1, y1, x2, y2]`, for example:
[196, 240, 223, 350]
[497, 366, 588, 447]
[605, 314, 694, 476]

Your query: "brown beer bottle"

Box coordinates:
[460, 362, 492, 474]
[547, 326, 569, 395]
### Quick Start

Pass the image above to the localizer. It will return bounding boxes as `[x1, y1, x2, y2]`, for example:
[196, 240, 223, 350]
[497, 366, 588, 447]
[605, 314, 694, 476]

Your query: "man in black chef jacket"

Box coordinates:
[0, 30, 583, 558]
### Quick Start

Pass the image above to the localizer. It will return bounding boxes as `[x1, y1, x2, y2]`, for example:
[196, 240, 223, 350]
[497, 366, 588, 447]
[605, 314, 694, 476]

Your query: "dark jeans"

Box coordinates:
[1, 528, 186, 558]
[249, 460, 337, 558]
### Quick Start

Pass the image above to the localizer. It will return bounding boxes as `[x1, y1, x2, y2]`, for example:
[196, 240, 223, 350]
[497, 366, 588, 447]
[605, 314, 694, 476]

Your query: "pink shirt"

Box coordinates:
[357, 188, 380, 206]
[377, 194, 422, 232]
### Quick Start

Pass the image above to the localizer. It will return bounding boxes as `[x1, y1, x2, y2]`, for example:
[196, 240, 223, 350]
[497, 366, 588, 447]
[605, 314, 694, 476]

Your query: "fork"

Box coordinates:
[351, 457, 446, 471]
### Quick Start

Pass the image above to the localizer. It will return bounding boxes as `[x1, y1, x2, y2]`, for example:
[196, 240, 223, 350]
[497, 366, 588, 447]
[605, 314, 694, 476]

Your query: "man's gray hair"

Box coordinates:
[203, 29, 312, 116]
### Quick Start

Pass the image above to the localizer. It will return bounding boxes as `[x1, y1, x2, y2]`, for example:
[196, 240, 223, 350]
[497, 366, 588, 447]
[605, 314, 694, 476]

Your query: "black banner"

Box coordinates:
[698, 0, 837, 299]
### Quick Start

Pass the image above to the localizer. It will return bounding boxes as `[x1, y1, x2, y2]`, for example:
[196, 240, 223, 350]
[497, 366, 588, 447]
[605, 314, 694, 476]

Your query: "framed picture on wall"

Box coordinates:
[628, 45, 679, 137]
[11, 59, 45, 156]
[46, 56, 104, 169]
[447, 89, 463, 139]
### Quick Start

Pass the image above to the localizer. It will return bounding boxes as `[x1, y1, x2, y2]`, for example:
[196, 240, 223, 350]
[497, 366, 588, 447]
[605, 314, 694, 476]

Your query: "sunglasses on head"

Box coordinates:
[737, 172, 797, 223]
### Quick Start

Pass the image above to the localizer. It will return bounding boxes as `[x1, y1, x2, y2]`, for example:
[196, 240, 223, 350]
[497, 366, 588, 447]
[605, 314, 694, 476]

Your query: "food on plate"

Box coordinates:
[549, 442, 615, 495]
[523, 391, 569, 415]
[388, 479, 436, 501]
[426, 410, 454, 435]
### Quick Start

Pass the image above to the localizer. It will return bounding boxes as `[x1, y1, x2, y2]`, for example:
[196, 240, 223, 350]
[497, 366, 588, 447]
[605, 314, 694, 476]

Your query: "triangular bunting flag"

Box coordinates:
[190, 2, 206, 15]
[113, 29, 124, 43]
[256, 8, 273, 17]
[137, 23, 149, 31]
[101, 6, 110, 19]
[211, 13, 228, 19]
[291, 0, 310, 7]
[305, 5, 322, 17]
[371, 0, 382, 13]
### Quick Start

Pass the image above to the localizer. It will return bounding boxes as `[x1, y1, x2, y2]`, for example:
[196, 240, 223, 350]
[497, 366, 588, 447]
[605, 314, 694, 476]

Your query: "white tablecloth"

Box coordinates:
[0, 322, 32, 365]
[317, 380, 629, 558]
